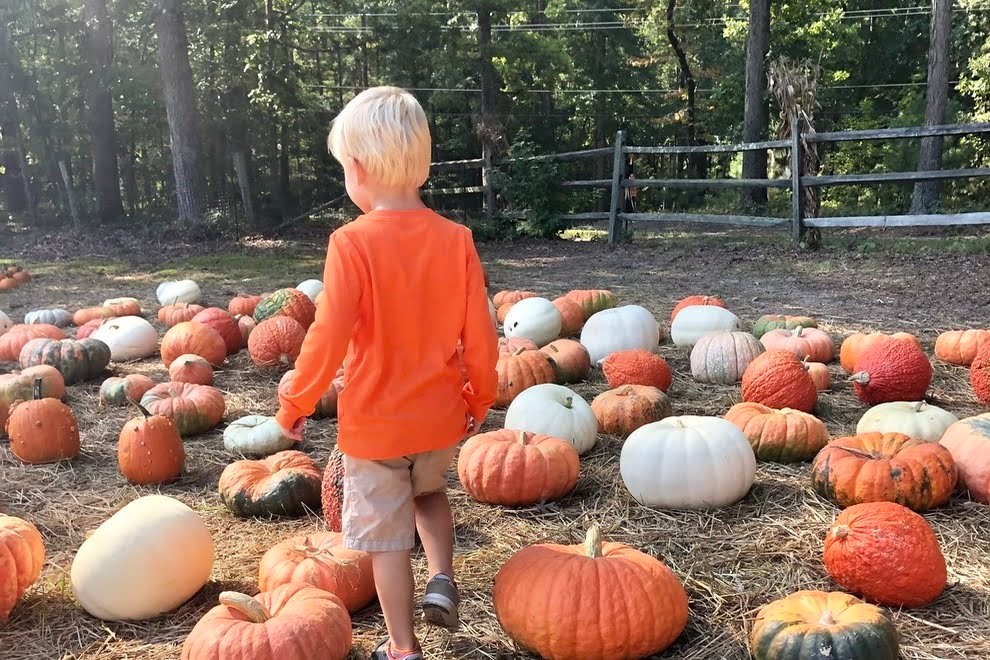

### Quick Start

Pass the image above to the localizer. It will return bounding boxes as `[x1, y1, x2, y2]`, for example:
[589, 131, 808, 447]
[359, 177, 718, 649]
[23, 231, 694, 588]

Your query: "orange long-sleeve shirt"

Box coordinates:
[276, 209, 498, 461]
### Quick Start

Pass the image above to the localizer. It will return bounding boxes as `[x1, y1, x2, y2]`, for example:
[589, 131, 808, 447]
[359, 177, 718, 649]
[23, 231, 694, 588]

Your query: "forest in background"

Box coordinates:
[1, 0, 989, 234]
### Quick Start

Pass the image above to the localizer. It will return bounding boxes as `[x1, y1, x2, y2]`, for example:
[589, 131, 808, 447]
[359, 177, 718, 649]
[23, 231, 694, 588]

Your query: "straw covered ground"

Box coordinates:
[1, 228, 989, 659]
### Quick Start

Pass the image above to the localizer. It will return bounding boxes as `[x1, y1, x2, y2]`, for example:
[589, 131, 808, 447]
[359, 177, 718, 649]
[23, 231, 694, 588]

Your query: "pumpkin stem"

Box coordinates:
[848, 371, 870, 385]
[518, 430, 529, 445]
[618, 386, 633, 396]
[835, 445, 878, 460]
[563, 396, 573, 409]
[913, 401, 925, 412]
[126, 397, 154, 419]
[793, 326, 804, 336]
[32, 377, 43, 401]
[584, 524, 603, 559]
[512, 347, 526, 357]
[818, 610, 837, 626]
[831, 524, 850, 540]
[218, 591, 272, 623]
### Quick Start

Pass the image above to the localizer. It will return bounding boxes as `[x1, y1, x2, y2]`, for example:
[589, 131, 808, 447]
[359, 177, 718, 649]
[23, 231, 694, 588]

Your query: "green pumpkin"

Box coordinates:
[752, 314, 818, 339]
[18, 338, 112, 385]
[218, 450, 322, 518]
[751, 590, 899, 660]
[254, 288, 301, 322]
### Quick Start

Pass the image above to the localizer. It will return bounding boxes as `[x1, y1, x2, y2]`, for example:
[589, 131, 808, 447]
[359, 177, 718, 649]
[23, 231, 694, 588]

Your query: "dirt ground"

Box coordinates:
[2, 226, 990, 659]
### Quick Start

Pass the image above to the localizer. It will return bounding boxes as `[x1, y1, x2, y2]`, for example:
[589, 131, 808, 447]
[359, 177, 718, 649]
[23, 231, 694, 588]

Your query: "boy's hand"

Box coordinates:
[280, 417, 306, 442]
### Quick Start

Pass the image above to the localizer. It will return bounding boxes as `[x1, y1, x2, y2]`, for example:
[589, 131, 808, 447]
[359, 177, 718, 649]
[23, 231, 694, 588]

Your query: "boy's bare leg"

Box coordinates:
[372, 550, 418, 651]
[414, 491, 454, 578]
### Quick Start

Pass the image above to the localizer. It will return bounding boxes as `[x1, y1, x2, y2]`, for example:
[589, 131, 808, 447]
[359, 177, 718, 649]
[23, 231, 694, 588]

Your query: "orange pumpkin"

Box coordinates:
[972, 344, 990, 405]
[670, 294, 726, 321]
[492, 290, 537, 308]
[805, 360, 831, 391]
[0, 514, 45, 621]
[741, 350, 818, 413]
[824, 501, 946, 607]
[495, 347, 557, 408]
[811, 432, 957, 511]
[180, 584, 352, 660]
[258, 532, 374, 613]
[169, 354, 215, 385]
[99, 374, 156, 406]
[851, 337, 932, 405]
[458, 429, 579, 506]
[192, 308, 241, 355]
[552, 296, 586, 336]
[601, 349, 672, 392]
[140, 382, 226, 436]
[0, 324, 66, 361]
[494, 524, 688, 660]
[6, 378, 79, 464]
[248, 316, 306, 367]
[540, 339, 591, 384]
[161, 321, 226, 367]
[72, 300, 142, 326]
[939, 413, 990, 502]
[495, 302, 514, 325]
[725, 402, 828, 463]
[118, 404, 185, 485]
[0, 277, 19, 292]
[236, 315, 256, 344]
[228, 294, 263, 317]
[840, 331, 921, 373]
[0, 365, 64, 429]
[563, 289, 618, 317]
[219, 450, 322, 518]
[253, 289, 316, 328]
[760, 326, 834, 363]
[157, 303, 205, 328]
[591, 385, 672, 437]
[935, 329, 990, 366]
[497, 336, 538, 355]
[75, 318, 105, 339]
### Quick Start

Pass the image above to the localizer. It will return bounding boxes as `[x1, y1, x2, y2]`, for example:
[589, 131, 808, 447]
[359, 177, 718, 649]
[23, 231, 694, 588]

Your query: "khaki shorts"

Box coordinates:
[342, 444, 459, 552]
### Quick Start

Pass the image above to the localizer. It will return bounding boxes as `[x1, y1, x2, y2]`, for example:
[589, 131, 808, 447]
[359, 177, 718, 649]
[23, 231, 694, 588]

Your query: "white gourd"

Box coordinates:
[0, 309, 11, 336]
[91, 316, 160, 361]
[296, 279, 324, 302]
[620, 415, 756, 509]
[670, 305, 741, 347]
[580, 305, 660, 364]
[24, 308, 73, 327]
[856, 401, 959, 442]
[504, 383, 598, 455]
[503, 297, 562, 347]
[70, 495, 214, 621]
[223, 415, 295, 456]
[156, 280, 202, 306]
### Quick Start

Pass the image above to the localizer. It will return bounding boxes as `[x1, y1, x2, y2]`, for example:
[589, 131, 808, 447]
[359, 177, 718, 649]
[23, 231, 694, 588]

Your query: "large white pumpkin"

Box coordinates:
[856, 401, 958, 442]
[503, 297, 562, 347]
[296, 279, 324, 302]
[504, 383, 598, 455]
[223, 415, 295, 456]
[71, 495, 214, 621]
[24, 308, 74, 327]
[156, 279, 202, 305]
[670, 305, 741, 347]
[580, 305, 660, 364]
[0, 309, 11, 336]
[620, 416, 756, 509]
[91, 316, 159, 361]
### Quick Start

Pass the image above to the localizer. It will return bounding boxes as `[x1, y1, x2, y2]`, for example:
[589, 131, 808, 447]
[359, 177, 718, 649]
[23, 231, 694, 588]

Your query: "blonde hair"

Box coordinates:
[327, 86, 432, 188]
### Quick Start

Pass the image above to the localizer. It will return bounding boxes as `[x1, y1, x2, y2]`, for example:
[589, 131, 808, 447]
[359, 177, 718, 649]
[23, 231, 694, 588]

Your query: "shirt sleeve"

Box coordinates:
[460, 231, 499, 422]
[276, 232, 362, 429]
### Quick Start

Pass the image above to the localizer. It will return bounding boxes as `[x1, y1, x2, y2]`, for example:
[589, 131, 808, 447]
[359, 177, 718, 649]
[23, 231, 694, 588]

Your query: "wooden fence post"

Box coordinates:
[482, 146, 496, 221]
[608, 130, 627, 245]
[790, 115, 803, 244]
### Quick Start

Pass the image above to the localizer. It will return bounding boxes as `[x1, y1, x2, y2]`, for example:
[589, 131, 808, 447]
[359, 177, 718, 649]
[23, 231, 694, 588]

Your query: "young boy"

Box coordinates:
[276, 87, 498, 660]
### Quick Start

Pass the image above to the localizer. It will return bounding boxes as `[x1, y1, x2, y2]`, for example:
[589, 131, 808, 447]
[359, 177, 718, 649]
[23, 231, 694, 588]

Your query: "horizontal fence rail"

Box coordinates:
[427, 119, 990, 244]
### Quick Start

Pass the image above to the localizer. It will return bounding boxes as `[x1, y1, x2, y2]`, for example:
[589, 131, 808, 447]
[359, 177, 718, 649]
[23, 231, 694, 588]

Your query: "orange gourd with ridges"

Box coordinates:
[725, 402, 828, 463]
[935, 329, 990, 366]
[0, 514, 45, 621]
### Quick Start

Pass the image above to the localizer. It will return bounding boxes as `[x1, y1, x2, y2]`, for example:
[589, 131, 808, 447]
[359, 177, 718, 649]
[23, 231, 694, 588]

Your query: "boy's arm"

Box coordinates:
[276, 232, 362, 430]
[460, 233, 498, 424]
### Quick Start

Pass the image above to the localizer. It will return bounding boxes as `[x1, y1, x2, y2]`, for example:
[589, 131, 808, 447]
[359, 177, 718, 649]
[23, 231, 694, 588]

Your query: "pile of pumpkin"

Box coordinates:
[3, 277, 990, 660]
[0, 263, 31, 292]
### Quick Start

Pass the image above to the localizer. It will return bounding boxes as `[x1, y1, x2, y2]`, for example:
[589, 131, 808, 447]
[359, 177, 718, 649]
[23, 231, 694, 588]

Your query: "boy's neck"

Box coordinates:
[365, 187, 428, 212]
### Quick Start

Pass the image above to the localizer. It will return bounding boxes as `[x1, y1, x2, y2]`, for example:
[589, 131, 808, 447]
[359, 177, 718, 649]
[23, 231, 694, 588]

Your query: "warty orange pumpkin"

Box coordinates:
[248, 316, 307, 367]
[601, 348, 672, 391]
[6, 378, 79, 463]
[118, 404, 185, 485]
[0, 514, 45, 621]
[741, 350, 818, 413]
[321, 448, 345, 532]
[254, 288, 316, 328]
[591, 385, 673, 437]
[935, 329, 990, 366]
[851, 337, 932, 405]
[724, 402, 828, 463]
[811, 432, 957, 511]
[971, 344, 990, 405]
[493, 524, 688, 660]
[824, 501, 946, 607]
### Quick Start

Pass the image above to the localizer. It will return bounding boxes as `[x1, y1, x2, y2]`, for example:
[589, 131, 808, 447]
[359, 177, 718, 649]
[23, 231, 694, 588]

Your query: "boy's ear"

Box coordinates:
[349, 157, 368, 185]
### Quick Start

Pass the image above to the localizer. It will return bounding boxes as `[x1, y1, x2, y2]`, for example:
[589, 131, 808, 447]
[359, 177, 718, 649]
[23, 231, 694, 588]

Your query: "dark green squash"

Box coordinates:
[18, 337, 112, 385]
[252, 288, 315, 328]
[751, 590, 899, 660]
[218, 450, 322, 518]
[752, 315, 818, 339]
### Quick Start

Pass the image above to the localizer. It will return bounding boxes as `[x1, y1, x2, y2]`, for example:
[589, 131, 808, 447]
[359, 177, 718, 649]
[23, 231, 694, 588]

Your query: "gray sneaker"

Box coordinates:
[422, 574, 460, 629]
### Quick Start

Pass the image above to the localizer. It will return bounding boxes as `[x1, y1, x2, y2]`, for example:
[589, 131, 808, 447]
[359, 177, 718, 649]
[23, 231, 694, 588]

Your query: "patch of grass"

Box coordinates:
[6, 258, 135, 277]
[152, 252, 325, 281]
[824, 233, 990, 256]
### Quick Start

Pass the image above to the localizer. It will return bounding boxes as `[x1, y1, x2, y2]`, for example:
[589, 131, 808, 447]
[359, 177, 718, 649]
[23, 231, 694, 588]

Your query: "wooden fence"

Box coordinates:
[426, 119, 990, 245]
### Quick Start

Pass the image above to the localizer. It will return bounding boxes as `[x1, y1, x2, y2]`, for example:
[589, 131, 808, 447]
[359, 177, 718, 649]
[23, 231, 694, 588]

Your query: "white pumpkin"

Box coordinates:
[504, 383, 598, 455]
[70, 495, 214, 621]
[296, 279, 324, 302]
[856, 401, 959, 442]
[580, 305, 660, 364]
[503, 297, 562, 347]
[620, 415, 756, 509]
[670, 305, 741, 347]
[91, 316, 160, 361]
[0, 308, 11, 336]
[156, 279, 202, 305]
[103, 296, 141, 309]
[24, 308, 73, 327]
[223, 415, 295, 456]
[488, 298, 497, 328]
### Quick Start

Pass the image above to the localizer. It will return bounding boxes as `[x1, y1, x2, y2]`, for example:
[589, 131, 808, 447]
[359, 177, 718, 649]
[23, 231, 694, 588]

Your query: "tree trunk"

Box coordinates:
[742, 0, 771, 205]
[477, 3, 498, 219]
[0, 22, 29, 213]
[911, 0, 952, 213]
[154, 0, 207, 224]
[83, 0, 125, 223]
[666, 0, 706, 180]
